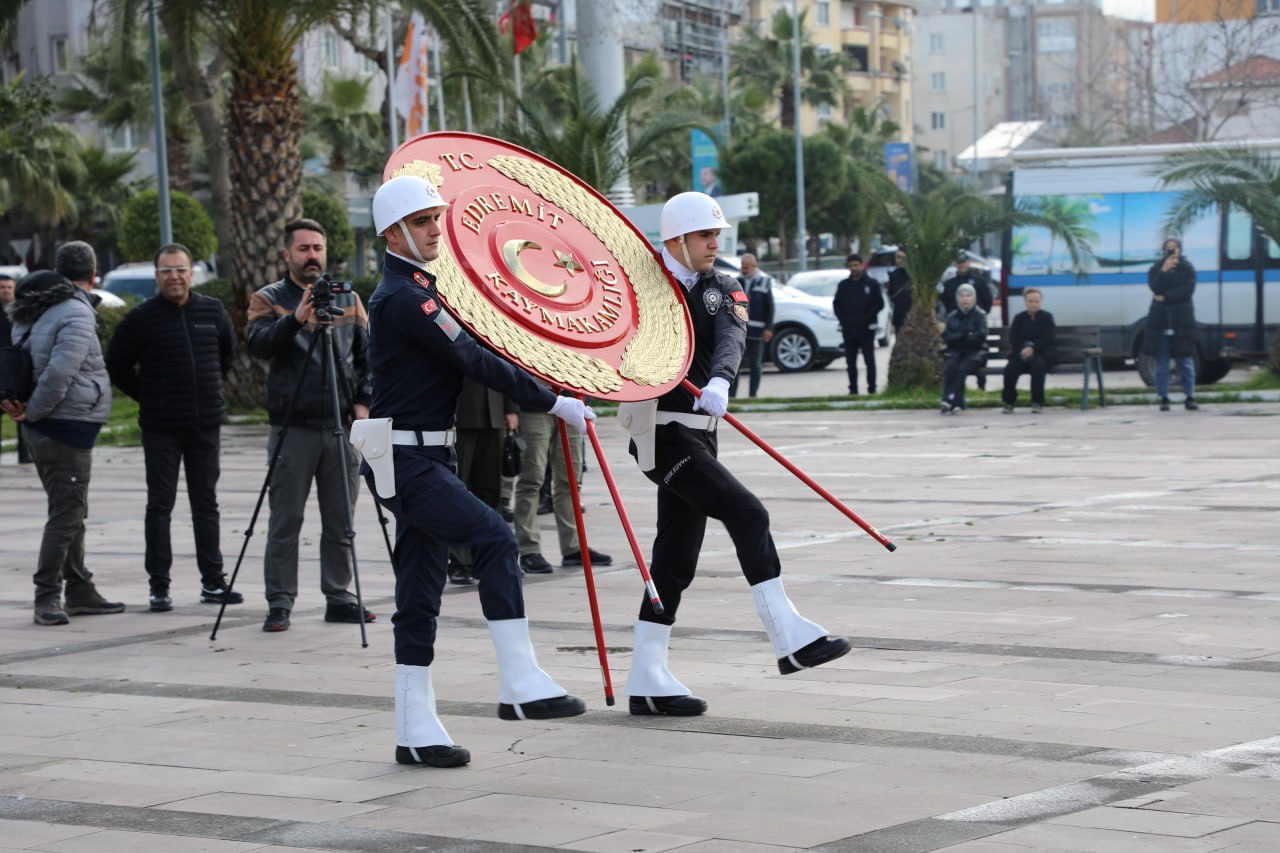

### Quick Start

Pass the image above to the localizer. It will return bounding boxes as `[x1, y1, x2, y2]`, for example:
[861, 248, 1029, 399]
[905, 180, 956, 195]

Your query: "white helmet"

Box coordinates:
[660, 191, 731, 241]
[372, 175, 448, 235]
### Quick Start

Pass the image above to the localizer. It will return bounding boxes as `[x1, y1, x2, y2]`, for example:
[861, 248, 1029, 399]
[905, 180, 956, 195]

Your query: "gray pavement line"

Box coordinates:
[0, 795, 554, 852]
[0, 670, 1186, 771]
[811, 735, 1280, 852]
[6, 606, 1280, 678]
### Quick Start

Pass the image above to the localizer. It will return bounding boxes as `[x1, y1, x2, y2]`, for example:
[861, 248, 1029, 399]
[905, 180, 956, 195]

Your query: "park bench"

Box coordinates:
[971, 324, 1107, 410]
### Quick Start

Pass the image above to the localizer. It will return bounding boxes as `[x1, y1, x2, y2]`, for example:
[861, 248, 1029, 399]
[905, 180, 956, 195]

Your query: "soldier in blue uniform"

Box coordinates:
[617, 192, 851, 718]
[351, 175, 593, 768]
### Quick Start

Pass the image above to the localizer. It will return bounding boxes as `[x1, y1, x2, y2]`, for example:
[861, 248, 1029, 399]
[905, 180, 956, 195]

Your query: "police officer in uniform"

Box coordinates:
[351, 175, 592, 769]
[617, 192, 851, 718]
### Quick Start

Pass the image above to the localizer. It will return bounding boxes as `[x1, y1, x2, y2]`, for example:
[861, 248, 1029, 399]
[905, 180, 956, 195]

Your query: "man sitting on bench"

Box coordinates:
[1001, 288, 1057, 414]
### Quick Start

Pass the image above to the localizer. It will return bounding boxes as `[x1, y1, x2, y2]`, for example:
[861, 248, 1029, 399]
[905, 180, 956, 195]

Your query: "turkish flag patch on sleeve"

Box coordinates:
[421, 298, 438, 315]
[729, 290, 748, 303]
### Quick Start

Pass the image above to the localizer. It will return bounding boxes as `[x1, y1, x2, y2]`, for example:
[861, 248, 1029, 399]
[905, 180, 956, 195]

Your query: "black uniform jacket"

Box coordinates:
[367, 254, 556, 446]
[105, 290, 235, 432]
[656, 269, 747, 415]
[833, 273, 885, 340]
[247, 275, 372, 427]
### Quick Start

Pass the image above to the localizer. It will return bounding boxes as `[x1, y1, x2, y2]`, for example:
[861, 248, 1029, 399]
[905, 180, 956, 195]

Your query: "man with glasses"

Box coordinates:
[106, 244, 238, 612]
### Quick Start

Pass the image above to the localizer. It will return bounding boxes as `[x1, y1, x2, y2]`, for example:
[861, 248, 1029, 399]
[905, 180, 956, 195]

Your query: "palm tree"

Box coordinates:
[0, 75, 82, 231]
[873, 178, 1095, 391]
[731, 7, 849, 131]
[498, 56, 708, 196]
[305, 71, 385, 212]
[1158, 145, 1280, 372]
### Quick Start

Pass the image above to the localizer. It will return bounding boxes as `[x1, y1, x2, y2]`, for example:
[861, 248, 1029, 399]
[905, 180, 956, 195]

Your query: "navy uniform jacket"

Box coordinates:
[367, 254, 556, 442]
[656, 269, 747, 415]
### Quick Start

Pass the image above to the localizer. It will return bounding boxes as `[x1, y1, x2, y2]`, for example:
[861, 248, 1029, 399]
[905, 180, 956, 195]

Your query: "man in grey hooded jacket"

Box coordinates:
[1, 241, 124, 626]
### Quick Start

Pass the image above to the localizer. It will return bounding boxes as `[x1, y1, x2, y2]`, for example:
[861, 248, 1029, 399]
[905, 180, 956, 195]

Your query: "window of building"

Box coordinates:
[1260, 0, 1280, 14]
[843, 44, 869, 73]
[105, 124, 136, 152]
[931, 71, 946, 92]
[51, 36, 69, 74]
[931, 111, 945, 130]
[323, 32, 340, 67]
[929, 32, 944, 53]
[934, 149, 949, 170]
[818, 102, 833, 122]
[816, 0, 830, 26]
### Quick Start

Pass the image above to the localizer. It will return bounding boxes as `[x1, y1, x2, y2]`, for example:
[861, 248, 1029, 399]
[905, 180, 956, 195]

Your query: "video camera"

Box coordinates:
[311, 275, 352, 319]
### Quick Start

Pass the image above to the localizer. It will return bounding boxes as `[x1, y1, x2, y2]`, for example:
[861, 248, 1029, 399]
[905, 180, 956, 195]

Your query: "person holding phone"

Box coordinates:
[1143, 237, 1199, 412]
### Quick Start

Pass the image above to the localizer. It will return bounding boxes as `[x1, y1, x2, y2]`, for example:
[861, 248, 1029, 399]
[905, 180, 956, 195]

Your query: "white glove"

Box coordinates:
[549, 396, 596, 433]
[691, 376, 730, 418]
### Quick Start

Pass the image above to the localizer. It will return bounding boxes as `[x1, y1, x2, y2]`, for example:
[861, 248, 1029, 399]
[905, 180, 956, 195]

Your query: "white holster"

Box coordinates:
[617, 399, 658, 472]
[349, 417, 396, 498]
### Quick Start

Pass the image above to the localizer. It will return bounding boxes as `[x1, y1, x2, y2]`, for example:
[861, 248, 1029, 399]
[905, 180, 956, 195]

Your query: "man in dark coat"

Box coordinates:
[448, 379, 516, 584]
[106, 243, 238, 612]
[1143, 237, 1198, 411]
[832, 253, 885, 395]
[938, 253, 993, 317]
[1001, 287, 1056, 413]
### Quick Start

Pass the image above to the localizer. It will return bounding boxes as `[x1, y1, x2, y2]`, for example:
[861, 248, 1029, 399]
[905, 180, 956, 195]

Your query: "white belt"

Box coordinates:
[391, 428, 457, 447]
[655, 411, 718, 432]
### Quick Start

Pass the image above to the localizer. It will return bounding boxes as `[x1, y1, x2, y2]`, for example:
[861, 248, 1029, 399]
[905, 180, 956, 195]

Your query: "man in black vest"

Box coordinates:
[833, 253, 885, 395]
[106, 244, 239, 612]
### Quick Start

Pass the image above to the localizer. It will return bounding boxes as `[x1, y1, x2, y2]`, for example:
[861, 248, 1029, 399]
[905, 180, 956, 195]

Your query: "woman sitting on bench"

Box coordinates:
[940, 283, 988, 414]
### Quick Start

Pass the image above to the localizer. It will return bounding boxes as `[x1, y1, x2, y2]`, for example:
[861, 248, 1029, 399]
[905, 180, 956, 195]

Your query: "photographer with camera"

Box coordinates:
[247, 218, 374, 632]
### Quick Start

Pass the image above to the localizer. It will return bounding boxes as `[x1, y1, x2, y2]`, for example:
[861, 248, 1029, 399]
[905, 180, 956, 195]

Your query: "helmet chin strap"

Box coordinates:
[678, 235, 695, 272]
[397, 219, 427, 264]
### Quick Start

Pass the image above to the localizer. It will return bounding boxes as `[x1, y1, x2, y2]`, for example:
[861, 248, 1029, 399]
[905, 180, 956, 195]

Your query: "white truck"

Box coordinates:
[1002, 141, 1280, 384]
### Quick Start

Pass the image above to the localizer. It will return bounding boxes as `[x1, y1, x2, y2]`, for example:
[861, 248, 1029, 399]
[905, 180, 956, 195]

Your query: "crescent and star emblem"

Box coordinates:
[501, 239, 583, 298]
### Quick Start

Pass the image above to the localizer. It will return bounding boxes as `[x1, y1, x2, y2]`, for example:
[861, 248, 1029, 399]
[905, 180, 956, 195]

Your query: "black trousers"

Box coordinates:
[638, 424, 780, 626]
[730, 337, 766, 397]
[942, 352, 984, 408]
[841, 332, 876, 393]
[1002, 355, 1049, 405]
[142, 427, 223, 594]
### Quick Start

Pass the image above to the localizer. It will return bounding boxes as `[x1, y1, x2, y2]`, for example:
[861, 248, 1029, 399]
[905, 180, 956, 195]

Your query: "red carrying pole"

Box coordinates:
[556, 418, 615, 705]
[580, 418, 665, 615]
[680, 379, 897, 553]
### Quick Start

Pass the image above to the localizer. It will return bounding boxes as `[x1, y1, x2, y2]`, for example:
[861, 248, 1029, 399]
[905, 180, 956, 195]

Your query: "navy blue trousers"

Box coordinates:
[364, 446, 524, 666]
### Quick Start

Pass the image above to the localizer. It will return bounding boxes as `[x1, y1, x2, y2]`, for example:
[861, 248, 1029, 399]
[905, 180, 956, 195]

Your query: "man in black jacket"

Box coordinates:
[728, 253, 774, 398]
[247, 219, 374, 633]
[832, 253, 885, 395]
[107, 244, 238, 612]
[1001, 287, 1056, 414]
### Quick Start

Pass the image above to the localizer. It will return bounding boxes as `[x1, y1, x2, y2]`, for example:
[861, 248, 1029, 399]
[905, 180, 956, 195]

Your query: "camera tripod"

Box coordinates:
[210, 287, 393, 646]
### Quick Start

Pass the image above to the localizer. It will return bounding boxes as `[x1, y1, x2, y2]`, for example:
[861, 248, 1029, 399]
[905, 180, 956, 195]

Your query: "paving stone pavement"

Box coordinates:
[1, 398, 1278, 852]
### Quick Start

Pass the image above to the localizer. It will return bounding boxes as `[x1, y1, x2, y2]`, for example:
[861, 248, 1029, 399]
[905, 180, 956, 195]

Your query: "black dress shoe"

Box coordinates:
[395, 744, 471, 767]
[561, 548, 613, 567]
[448, 565, 475, 585]
[629, 695, 708, 716]
[519, 553, 554, 574]
[778, 636, 852, 675]
[1185, 397, 1200, 411]
[498, 694, 586, 720]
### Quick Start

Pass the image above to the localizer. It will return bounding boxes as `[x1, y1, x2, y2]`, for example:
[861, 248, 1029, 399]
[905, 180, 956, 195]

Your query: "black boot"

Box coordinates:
[629, 695, 708, 716]
[778, 636, 852, 675]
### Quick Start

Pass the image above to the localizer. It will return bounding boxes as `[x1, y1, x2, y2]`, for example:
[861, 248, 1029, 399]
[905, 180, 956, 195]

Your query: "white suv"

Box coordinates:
[714, 258, 844, 372]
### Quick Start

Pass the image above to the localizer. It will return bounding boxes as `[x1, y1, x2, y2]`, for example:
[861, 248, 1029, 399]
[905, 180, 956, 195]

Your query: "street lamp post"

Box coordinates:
[793, 0, 806, 271]
[148, 0, 172, 244]
[970, 5, 979, 189]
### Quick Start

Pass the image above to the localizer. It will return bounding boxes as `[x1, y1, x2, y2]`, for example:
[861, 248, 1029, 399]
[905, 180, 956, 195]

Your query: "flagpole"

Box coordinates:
[514, 52, 524, 134]
[431, 30, 445, 131]
[385, 5, 398, 150]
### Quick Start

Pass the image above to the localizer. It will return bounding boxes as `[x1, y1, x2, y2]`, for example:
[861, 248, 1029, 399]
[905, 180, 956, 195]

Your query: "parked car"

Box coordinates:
[100, 261, 211, 302]
[714, 257, 844, 372]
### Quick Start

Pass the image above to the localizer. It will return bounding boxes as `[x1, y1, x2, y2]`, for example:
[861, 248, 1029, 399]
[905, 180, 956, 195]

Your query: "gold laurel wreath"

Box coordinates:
[487, 155, 687, 387]
[391, 158, 624, 393]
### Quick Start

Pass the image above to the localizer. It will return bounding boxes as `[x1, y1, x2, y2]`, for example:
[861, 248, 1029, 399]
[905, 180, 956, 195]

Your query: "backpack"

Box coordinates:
[0, 328, 35, 402]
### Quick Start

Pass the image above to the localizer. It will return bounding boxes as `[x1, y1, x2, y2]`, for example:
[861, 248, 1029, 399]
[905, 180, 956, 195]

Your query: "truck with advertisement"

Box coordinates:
[1002, 141, 1280, 385]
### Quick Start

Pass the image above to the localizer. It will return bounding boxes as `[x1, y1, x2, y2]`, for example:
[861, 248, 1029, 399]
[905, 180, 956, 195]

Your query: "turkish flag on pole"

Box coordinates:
[498, 0, 538, 55]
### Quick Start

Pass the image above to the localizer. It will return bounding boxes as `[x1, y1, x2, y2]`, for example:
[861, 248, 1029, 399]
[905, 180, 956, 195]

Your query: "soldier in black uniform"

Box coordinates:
[617, 192, 851, 718]
[351, 175, 591, 769]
